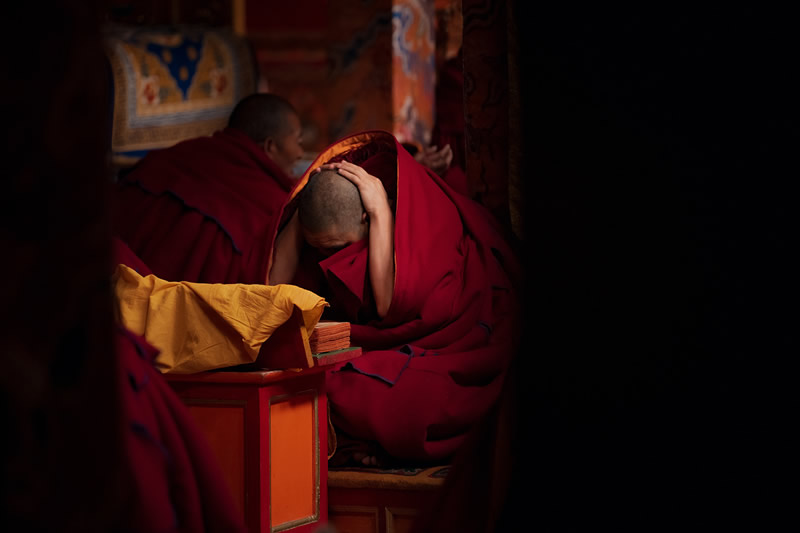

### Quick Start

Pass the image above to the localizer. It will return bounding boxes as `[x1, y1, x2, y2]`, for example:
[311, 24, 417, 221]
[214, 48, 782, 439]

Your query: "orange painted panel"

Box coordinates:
[186, 405, 245, 515]
[270, 392, 317, 527]
[329, 506, 379, 533]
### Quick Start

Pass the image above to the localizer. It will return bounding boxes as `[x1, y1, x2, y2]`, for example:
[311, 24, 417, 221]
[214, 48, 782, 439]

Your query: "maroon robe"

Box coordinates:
[113, 128, 297, 284]
[290, 131, 521, 461]
[116, 326, 246, 532]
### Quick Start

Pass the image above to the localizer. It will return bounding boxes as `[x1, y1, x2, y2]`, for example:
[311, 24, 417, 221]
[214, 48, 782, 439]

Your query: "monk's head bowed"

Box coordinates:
[298, 170, 368, 254]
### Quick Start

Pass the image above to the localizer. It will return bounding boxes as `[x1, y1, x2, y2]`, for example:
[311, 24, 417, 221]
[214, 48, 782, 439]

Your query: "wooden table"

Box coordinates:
[166, 349, 360, 533]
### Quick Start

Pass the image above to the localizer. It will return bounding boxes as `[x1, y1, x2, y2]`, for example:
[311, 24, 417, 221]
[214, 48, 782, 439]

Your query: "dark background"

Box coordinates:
[511, 4, 792, 529]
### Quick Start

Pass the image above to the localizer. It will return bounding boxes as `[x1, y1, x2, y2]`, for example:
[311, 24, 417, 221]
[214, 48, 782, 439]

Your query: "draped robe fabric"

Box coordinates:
[113, 127, 297, 284]
[111, 240, 246, 532]
[288, 131, 521, 461]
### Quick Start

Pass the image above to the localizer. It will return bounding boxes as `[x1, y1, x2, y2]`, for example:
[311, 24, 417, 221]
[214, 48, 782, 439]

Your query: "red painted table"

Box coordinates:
[166, 349, 360, 533]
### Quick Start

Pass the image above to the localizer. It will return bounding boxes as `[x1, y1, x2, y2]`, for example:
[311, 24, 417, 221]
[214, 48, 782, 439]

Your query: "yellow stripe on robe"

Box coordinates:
[113, 264, 328, 374]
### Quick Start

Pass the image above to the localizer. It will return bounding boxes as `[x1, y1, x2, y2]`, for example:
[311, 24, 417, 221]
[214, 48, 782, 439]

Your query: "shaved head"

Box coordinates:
[228, 93, 297, 144]
[299, 170, 365, 236]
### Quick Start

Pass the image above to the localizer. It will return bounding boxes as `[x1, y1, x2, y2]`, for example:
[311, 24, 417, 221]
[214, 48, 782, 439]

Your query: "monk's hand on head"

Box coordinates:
[331, 160, 395, 318]
[322, 161, 395, 317]
[329, 161, 392, 222]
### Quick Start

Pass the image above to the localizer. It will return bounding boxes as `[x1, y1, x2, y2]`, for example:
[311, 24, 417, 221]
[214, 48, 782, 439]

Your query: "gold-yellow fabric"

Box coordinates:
[113, 264, 327, 374]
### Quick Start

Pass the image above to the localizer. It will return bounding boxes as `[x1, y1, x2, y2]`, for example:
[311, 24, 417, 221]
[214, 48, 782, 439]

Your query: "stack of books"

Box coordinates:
[309, 321, 351, 354]
[256, 311, 360, 370]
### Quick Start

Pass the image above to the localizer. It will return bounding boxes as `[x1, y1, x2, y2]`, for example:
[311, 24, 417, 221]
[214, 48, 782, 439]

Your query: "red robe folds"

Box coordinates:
[116, 326, 246, 532]
[113, 128, 297, 284]
[289, 131, 520, 461]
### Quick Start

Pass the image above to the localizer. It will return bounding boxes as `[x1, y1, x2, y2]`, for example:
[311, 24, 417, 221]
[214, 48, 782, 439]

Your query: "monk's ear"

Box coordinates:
[263, 137, 276, 156]
[361, 211, 368, 224]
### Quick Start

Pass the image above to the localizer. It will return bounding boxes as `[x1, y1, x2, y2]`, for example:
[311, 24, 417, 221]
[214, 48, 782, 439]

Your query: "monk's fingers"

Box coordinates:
[336, 160, 372, 178]
[427, 154, 447, 167]
[431, 146, 451, 164]
[334, 166, 364, 185]
[431, 146, 449, 158]
[337, 163, 382, 188]
[336, 170, 385, 203]
[442, 145, 453, 166]
[319, 161, 365, 174]
[317, 161, 365, 184]
[338, 171, 389, 216]
[425, 145, 449, 158]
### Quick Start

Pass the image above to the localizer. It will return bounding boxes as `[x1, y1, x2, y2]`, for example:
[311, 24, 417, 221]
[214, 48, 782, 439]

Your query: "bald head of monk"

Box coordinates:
[228, 93, 304, 176]
[298, 169, 368, 256]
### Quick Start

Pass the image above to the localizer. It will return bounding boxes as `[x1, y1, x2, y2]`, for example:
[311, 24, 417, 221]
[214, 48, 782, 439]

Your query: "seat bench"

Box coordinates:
[327, 465, 449, 533]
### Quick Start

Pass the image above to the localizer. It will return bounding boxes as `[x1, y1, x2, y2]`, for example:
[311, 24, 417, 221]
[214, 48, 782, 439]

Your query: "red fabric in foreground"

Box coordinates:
[293, 131, 520, 462]
[113, 128, 297, 284]
[116, 325, 246, 533]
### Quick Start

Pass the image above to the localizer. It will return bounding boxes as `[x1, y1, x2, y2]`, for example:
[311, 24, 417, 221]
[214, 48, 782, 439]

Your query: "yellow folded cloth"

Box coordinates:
[113, 264, 328, 374]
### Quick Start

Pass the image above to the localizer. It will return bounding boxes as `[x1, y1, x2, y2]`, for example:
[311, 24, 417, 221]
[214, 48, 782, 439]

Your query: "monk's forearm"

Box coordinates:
[268, 211, 303, 285]
[369, 212, 395, 318]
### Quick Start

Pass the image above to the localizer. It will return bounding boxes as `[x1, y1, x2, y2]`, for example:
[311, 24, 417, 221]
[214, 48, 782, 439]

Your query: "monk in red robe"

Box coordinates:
[113, 93, 304, 284]
[270, 131, 520, 464]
